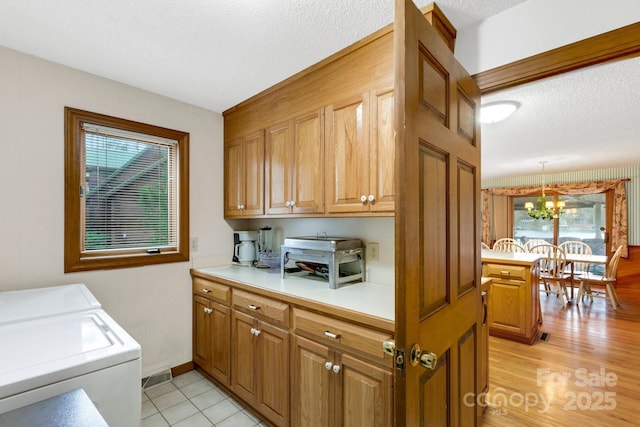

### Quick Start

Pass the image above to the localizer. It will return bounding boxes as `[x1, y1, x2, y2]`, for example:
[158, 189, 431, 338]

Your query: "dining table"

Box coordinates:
[563, 253, 608, 300]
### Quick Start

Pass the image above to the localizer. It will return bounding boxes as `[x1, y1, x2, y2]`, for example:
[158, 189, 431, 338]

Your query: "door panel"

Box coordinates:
[242, 132, 265, 215]
[232, 310, 257, 403]
[325, 94, 370, 213]
[293, 110, 324, 213]
[291, 336, 332, 427]
[265, 121, 293, 214]
[340, 353, 393, 427]
[394, 0, 482, 425]
[211, 302, 231, 386]
[193, 296, 210, 370]
[223, 138, 242, 216]
[370, 88, 395, 212]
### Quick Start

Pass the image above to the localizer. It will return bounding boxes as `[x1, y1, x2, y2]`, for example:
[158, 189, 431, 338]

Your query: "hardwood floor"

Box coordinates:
[482, 284, 640, 426]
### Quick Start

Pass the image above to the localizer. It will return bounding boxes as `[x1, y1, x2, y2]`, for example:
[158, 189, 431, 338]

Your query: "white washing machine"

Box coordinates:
[0, 284, 141, 427]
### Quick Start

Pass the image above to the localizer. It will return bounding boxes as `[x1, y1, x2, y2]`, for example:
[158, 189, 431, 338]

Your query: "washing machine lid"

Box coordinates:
[0, 284, 101, 325]
[0, 309, 141, 399]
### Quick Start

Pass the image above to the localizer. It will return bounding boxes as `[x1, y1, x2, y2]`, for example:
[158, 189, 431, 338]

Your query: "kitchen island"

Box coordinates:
[191, 266, 395, 427]
[481, 250, 542, 345]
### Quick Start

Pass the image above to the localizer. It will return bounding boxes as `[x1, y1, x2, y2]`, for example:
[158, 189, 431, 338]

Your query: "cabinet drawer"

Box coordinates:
[483, 263, 526, 281]
[233, 289, 290, 328]
[193, 278, 231, 305]
[293, 308, 393, 364]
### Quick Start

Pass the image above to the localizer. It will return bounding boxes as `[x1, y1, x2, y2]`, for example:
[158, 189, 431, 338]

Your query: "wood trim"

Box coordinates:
[171, 361, 194, 377]
[473, 22, 640, 94]
[618, 245, 640, 288]
[64, 107, 190, 272]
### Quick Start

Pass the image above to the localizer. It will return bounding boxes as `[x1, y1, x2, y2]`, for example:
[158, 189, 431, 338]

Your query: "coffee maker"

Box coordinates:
[232, 231, 258, 265]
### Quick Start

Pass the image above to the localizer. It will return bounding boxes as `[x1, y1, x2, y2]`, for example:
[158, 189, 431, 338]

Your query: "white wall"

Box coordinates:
[456, 0, 640, 74]
[0, 46, 232, 377]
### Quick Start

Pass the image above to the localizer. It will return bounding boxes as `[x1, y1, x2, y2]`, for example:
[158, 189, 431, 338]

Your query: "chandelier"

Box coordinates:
[524, 161, 565, 220]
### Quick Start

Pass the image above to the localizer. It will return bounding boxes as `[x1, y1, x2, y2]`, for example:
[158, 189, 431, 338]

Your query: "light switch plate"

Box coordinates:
[368, 242, 379, 261]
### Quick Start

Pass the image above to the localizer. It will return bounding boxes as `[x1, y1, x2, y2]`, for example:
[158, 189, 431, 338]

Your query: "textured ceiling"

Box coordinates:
[481, 56, 640, 179]
[0, 0, 524, 112]
[2, 0, 636, 180]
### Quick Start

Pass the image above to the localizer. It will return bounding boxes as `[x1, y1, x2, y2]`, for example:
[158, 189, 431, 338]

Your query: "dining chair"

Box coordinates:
[577, 245, 623, 310]
[529, 244, 571, 307]
[559, 240, 592, 293]
[481, 242, 491, 251]
[492, 238, 525, 253]
[523, 239, 551, 252]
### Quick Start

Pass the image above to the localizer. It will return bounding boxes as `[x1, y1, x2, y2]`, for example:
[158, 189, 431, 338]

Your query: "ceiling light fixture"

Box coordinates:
[480, 101, 519, 123]
[524, 161, 565, 220]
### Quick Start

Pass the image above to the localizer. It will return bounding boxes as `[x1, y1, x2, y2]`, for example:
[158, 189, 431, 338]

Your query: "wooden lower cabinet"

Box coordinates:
[482, 253, 542, 345]
[193, 295, 231, 386]
[232, 310, 289, 426]
[192, 274, 394, 427]
[291, 335, 393, 427]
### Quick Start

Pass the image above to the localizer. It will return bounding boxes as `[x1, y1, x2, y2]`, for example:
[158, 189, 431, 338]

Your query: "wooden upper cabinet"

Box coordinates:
[325, 89, 394, 214]
[224, 130, 264, 218]
[265, 109, 324, 215]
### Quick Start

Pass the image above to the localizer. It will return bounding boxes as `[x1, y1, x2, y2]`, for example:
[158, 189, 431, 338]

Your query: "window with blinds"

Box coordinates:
[65, 107, 189, 272]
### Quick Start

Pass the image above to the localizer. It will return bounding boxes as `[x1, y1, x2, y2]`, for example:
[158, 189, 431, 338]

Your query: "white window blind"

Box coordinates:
[81, 123, 178, 253]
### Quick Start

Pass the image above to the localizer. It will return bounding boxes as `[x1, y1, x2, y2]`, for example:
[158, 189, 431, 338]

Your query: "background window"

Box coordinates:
[65, 107, 189, 272]
[513, 193, 607, 255]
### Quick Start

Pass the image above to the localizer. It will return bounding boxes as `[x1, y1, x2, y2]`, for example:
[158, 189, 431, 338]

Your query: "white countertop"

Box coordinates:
[194, 265, 395, 322]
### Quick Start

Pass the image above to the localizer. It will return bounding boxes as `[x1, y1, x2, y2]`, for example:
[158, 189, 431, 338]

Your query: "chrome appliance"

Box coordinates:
[280, 236, 365, 289]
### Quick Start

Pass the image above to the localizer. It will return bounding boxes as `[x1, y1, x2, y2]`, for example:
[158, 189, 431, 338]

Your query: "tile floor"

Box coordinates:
[141, 370, 266, 427]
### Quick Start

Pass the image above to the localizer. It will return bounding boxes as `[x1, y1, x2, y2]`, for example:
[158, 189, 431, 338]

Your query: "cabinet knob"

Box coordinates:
[285, 201, 291, 207]
[203, 307, 211, 314]
[368, 194, 375, 202]
[248, 304, 260, 311]
[254, 329, 261, 336]
[332, 364, 341, 374]
[290, 200, 296, 207]
[250, 327, 256, 335]
[360, 195, 367, 203]
[202, 288, 211, 293]
[325, 361, 333, 371]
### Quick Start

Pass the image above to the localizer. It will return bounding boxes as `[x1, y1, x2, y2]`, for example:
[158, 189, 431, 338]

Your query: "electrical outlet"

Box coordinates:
[368, 242, 379, 261]
[190, 237, 198, 252]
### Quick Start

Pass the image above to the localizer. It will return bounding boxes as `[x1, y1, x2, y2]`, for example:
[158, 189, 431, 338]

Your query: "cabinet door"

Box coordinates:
[193, 296, 211, 372]
[368, 88, 395, 212]
[325, 94, 370, 213]
[488, 279, 527, 335]
[292, 109, 324, 214]
[291, 336, 332, 427]
[210, 302, 231, 386]
[337, 353, 393, 427]
[242, 131, 265, 216]
[223, 138, 243, 217]
[265, 120, 294, 215]
[256, 322, 290, 426]
[232, 310, 258, 404]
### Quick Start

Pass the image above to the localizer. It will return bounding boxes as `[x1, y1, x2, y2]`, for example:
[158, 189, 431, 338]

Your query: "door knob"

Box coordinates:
[409, 343, 438, 370]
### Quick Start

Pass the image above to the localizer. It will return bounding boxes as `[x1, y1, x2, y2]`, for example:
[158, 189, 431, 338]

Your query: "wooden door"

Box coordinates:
[369, 87, 395, 212]
[241, 130, 265, 216]
[265, 120, 294, 215]
[223, 138, 243, 217]
[292, 109, 324, 214]
[394, 0, 482, 426]
[325, 93, 370, 213]
[338, 353, 393, 427]
[210, 302, 231, 386]
[193, 296, 211, 371]
[232, 310, 257, 404]
[291, 335, 332, 427]
[256, 321, 290, 426]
